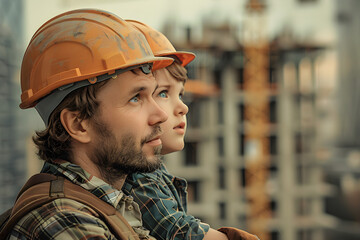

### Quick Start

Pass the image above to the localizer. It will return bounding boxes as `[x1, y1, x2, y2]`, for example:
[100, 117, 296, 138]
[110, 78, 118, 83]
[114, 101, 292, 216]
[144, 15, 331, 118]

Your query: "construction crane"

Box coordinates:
[243, 0, 271, 239]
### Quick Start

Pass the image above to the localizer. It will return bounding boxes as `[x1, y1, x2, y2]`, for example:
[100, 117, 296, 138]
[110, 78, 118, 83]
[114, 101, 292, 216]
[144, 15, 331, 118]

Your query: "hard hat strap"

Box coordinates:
[36, 63, 153, 126]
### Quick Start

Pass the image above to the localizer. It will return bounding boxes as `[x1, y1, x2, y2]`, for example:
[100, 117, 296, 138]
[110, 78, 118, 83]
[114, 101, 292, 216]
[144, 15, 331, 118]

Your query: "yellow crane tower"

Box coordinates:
[243, 0, 271, 239]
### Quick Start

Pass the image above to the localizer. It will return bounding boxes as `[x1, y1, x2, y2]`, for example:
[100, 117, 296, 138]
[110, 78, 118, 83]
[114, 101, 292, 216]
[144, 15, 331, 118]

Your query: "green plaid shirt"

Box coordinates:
[7, 161, 150, 240]
[123, 163, 210, 240]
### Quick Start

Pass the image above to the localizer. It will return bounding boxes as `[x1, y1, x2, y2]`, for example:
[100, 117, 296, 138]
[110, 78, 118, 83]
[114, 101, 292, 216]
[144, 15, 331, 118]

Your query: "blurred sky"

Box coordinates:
[24, 0, 337, 47]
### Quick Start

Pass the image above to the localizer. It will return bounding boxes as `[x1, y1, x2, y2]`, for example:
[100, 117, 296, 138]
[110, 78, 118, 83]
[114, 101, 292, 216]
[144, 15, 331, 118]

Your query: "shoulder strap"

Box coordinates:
[0, 173, 139, 240]
[0, 173, 56, 235]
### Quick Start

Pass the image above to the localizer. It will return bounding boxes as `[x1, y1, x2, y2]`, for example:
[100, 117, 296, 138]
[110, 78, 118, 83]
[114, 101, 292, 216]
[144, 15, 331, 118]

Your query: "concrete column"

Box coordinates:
[222, 66, 240, 227]
[278, 63, 297, 240]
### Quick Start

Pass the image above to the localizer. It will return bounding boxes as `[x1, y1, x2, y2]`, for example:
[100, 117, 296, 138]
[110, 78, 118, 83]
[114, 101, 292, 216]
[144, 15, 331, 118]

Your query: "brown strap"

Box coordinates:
[0, 174, 139, 240]
[15, 173, 57, 200]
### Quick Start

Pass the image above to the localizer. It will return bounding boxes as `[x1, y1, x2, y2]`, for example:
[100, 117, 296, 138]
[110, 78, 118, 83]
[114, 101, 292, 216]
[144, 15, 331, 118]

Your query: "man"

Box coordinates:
[3, 9, 174, 240]
[123, 21, 259, 240]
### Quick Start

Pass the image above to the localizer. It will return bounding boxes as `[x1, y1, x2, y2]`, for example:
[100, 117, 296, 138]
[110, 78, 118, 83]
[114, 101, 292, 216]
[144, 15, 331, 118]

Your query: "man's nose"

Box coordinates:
[149, 98, 168, 126]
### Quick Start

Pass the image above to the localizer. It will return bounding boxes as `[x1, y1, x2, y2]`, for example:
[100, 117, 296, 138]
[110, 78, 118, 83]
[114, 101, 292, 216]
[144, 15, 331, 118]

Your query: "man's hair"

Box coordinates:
[166, 55, 188, 84]
[33, 81, 107, 162]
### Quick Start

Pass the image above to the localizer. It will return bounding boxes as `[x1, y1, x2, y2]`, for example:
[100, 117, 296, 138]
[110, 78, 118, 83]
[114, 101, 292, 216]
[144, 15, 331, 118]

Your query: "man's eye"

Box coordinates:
[130, 95, 140, 102]
[158, 90, 168, 98]
[179, 93, 184, 100]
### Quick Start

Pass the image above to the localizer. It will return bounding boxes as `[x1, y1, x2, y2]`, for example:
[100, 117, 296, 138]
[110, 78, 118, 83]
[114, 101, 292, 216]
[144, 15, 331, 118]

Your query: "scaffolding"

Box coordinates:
[242, 1, 271, 239]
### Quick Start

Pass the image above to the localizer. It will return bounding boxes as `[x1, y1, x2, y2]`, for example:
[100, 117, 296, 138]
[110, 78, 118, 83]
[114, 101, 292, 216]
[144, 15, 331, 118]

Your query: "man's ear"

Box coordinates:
[60, 109, 91, 143]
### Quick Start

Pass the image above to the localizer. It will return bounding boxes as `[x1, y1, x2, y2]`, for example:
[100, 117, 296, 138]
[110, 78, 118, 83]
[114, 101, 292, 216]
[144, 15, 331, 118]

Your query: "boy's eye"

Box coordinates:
[158, 90, 168, 98]
[130, 94, 140, 102]
[179, 92, 184, 100]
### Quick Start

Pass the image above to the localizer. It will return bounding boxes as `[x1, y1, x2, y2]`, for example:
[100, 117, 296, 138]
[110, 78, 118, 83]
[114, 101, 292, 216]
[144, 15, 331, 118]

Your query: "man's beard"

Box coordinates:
[90, 119, 162, 186]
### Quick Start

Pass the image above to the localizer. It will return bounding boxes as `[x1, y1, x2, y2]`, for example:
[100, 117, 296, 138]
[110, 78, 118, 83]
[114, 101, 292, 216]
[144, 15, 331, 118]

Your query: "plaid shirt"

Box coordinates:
[7, 161, 151, 240]
[123, 163, 210, 240]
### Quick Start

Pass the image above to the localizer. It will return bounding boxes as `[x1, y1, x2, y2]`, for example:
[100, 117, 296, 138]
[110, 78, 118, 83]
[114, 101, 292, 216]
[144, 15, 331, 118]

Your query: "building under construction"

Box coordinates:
[162, 1, 359, 240]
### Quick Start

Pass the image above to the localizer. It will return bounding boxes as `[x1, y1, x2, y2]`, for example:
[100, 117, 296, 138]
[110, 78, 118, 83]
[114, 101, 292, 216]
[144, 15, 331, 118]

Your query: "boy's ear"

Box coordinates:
[60, 109, 91, 143]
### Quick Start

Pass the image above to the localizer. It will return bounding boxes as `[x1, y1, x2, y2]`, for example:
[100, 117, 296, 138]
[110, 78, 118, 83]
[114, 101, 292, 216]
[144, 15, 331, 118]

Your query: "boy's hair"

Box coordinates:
[33, 81, 107, 162]
[166, 55, 188, 84]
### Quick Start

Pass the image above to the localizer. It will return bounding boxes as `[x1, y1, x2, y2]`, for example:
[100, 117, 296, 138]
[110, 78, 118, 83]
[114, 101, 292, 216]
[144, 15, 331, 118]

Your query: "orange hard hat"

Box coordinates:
[20, 9, 173, 117]
[126, 20, 195, 67]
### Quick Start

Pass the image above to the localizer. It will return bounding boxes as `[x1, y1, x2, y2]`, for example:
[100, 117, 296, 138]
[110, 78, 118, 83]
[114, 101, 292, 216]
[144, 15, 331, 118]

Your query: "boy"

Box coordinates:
[123, 21, 259, 240]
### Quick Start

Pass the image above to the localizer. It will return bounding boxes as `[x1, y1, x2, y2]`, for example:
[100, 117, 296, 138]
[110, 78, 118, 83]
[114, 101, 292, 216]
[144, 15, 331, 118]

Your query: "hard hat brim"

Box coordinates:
[20, 56, 173, 109]
[157, 51, 196, 67]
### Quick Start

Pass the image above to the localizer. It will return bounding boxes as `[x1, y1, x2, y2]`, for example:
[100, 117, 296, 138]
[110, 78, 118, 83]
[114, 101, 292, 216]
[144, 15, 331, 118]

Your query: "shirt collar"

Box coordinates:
[41, 161, 124, 208]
